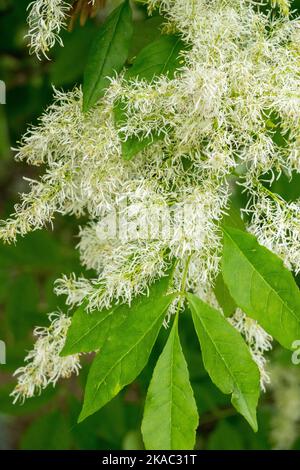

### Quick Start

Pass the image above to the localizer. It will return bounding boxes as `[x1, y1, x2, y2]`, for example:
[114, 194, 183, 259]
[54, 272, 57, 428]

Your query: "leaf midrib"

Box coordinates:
[91, 300, 172, 401]
[127, 37, 181, 81]
[189, 297, 253, 418]
[167, 327, 175, 448]
[167, 328, 188, 448]
[160, 38, 181, 76]
[66, 306, 117, 352]
[86, 1, 126, 107]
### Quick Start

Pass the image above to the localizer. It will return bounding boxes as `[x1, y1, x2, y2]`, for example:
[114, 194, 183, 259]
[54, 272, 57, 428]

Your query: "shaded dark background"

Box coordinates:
[1, 0, 300, 450]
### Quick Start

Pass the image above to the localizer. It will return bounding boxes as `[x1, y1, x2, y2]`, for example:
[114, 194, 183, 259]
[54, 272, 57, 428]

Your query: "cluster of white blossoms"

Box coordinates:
[229, 309, 273, 391]
[11, 313, 81, 403]
[26, 0, 72, 59]
[26, 1, 104, 59]
[244, 178, 300, 274]
[4, 0, 300, 399]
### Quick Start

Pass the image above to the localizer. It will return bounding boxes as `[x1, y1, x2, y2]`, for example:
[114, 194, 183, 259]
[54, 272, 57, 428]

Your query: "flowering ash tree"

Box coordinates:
[2, 0, 300, 449]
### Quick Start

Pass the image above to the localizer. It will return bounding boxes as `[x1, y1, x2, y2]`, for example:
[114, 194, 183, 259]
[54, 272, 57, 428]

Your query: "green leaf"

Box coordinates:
[83, 0, 133, 112]
[142, 316, 198, 450]
[222, 225, 300, 349]
[114, 98, 164, 161]
[125, 35, 186, 81]
[222, 204, 246, 230]
[187, 293, 260, 431]
[121, 133, 163, 161]
[61, 302, 123, 355]
[50, 22, 97, 87]
[213, 272, 236, 317]
[129, 16, 164, 60]
[79, 274, 176, 422]
[115, 34, 185, 160]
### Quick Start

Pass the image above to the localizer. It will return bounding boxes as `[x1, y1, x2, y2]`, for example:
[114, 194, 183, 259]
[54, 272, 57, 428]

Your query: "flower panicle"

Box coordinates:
[5, 0, 300, 402]
[11, 312, 81, 404]
[26, 0, 71, 59]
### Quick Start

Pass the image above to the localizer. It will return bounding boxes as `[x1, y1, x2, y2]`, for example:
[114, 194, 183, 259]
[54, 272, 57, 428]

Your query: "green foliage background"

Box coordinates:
[1, 0, 300, 450]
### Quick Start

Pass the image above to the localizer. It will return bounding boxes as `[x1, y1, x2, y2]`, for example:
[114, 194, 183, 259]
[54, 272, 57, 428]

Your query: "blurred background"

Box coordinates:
[1, 0, 300, 450]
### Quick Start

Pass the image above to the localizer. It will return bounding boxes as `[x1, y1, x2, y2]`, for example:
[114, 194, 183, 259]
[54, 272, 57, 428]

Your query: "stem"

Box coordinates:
[174, 253, 193, 317]
[168, 257, 179, 290]
[257, 181, 285, 207]
[180, 253, 192, 296]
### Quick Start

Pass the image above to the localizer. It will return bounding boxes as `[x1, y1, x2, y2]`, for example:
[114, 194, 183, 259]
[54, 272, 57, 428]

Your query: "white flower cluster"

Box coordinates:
[229, 309, 273, 391]
[3, 0, 300, 400]
[26, 0, 71, 59]
[269, 365, 300, 449]
[11, 313, 81, 403]
[245, 180, 300, 273]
